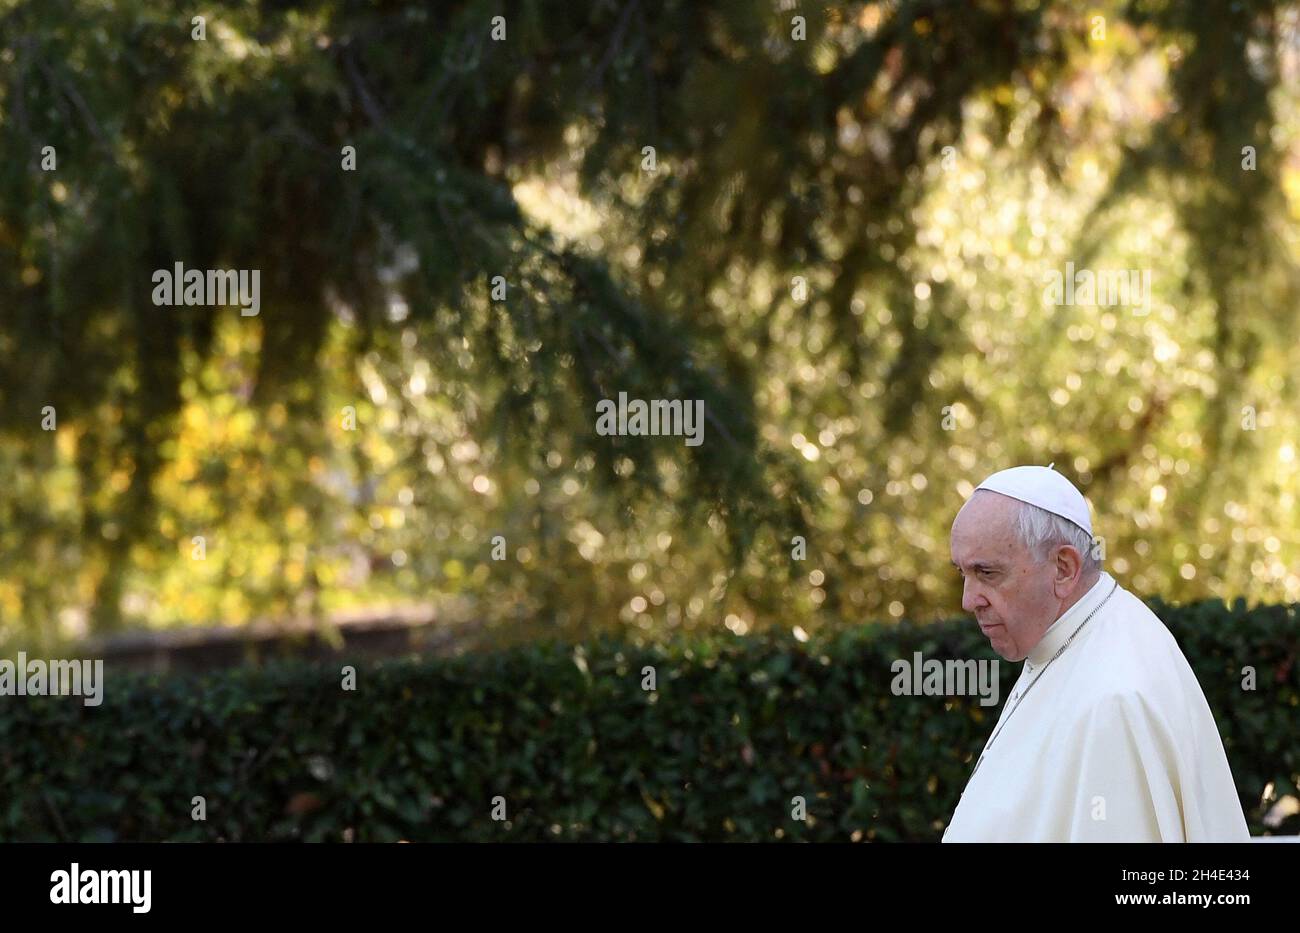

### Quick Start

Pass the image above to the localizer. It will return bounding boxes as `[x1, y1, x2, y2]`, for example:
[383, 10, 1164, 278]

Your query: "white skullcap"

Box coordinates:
[973, 463, 1093, 537]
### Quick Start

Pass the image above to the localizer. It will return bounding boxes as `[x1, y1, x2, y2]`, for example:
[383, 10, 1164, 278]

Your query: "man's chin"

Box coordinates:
[987, 638, 1024, 662]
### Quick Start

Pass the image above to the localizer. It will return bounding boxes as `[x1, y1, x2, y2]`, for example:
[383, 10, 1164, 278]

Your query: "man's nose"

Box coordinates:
[961, 578, 985, 614]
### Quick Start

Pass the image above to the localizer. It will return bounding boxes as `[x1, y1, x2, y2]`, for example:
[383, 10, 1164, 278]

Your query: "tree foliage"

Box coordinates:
[0, 0, 1297, 646]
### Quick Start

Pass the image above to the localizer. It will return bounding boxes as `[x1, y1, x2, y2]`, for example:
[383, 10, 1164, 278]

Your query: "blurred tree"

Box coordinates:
[0, 0, 1297, 648]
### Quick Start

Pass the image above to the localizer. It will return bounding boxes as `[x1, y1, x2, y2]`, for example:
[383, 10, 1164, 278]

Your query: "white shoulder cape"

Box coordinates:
[943, 572, 1250, 842]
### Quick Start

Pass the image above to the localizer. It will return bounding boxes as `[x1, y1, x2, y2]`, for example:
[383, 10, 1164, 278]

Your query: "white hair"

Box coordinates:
[1011, 497, 1101, 574]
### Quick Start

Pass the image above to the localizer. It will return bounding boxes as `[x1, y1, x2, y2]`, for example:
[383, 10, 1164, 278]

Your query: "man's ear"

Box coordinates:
[1053, 545, 1083, 596]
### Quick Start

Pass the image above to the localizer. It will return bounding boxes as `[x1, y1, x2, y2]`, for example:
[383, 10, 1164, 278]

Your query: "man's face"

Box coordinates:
[949, 491, 1060, 661]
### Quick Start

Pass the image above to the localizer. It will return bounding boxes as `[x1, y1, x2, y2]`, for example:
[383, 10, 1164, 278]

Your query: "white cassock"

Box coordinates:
[943, 570, 1250, 842]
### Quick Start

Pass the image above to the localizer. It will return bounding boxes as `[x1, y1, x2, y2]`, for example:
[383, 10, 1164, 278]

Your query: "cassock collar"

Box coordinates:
[1026, 571, 1114, 668]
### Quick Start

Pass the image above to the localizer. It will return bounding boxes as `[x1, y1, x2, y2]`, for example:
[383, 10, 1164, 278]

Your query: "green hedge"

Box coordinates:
[3, 597, 1297, 841]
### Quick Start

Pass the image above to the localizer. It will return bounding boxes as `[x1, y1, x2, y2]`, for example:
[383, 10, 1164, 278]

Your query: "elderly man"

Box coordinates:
[942, 464, 1249, 842]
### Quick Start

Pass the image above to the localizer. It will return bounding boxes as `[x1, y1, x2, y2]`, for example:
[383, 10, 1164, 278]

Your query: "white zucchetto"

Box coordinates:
[973, 463, 1093, 537]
